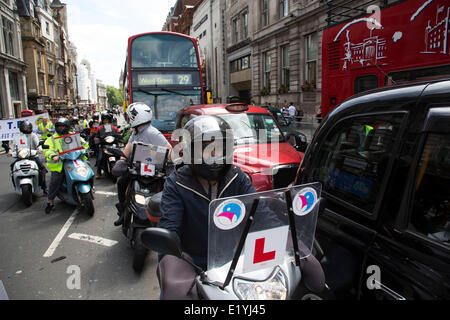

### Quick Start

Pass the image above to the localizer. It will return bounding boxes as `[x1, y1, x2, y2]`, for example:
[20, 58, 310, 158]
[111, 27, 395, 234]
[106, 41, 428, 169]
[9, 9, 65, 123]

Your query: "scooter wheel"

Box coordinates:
[81, 192, 95, 217]
[132, 228, 149, 273]
[21, 184, 33, 207]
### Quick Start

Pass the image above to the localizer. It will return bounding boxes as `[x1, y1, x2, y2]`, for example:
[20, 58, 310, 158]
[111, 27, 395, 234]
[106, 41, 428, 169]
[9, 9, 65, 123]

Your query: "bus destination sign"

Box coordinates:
[138, 73, 193, 86]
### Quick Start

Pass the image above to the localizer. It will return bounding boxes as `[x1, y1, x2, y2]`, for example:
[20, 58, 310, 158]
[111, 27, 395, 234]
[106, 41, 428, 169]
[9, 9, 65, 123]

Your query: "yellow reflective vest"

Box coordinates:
[44, 132, 89, 173]
[38, 122, 55, 140]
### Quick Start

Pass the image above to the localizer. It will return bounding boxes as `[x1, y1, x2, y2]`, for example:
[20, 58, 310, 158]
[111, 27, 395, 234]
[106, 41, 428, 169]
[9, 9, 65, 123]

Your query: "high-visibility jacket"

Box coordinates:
[81, 119, 89, 129]
[44, 132, 89, 173]
[38, 122, 55, 140]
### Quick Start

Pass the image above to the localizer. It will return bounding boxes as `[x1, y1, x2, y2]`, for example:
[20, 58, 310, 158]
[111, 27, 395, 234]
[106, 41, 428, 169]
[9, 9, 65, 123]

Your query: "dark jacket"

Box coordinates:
[158, 165, 256, 269]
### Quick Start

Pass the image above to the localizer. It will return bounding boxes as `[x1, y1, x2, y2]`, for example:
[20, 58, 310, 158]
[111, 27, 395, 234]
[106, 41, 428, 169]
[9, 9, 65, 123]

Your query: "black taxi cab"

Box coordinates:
[295, 79, 450, 299]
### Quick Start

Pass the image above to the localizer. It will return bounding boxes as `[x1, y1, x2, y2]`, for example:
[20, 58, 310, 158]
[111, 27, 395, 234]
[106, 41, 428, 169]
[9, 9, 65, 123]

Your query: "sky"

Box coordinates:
[63, 0, 178, 88]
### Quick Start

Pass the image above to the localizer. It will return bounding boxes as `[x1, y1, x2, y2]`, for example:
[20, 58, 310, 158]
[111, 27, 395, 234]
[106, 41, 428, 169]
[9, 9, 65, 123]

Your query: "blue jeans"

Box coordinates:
[95, 148, 103, 174]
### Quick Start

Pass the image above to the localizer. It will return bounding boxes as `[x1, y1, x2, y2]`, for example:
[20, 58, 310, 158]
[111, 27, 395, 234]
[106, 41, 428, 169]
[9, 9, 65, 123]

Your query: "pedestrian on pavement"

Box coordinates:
[288, 102, 296, 120]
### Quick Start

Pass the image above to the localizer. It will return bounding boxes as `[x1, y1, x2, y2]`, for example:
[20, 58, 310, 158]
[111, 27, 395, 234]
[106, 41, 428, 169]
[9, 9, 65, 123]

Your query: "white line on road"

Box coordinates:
[0, 280, 9, 300]
[68, 233, 118, 247]
[43, 210, 78, 258]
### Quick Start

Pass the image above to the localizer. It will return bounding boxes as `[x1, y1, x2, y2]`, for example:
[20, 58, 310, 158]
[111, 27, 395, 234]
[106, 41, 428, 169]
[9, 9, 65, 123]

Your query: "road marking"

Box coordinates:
[95, 191, 118, 196]
[68, 233, 118, 247]
[0, 280, 9, 300]
[43, 210, 78, 258]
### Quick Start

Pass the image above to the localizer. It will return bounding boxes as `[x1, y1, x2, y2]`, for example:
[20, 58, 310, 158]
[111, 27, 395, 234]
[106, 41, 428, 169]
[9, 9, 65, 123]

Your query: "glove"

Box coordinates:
[112, 159, 128, 177]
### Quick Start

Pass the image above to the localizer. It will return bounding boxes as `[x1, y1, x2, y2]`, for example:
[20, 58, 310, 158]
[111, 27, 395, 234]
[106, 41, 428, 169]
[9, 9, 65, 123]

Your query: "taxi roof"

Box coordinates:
[179, 103, 271, 116]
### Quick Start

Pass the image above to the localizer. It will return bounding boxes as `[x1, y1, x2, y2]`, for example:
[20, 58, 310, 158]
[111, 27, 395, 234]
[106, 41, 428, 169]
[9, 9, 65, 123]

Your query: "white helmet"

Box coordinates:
[127, 102, 153, 128]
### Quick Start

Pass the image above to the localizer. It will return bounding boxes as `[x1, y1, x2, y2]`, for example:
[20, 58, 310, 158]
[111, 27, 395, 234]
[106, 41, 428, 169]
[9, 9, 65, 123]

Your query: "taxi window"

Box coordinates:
[409, 133, 450, 246]
[312, 114, 403, 217]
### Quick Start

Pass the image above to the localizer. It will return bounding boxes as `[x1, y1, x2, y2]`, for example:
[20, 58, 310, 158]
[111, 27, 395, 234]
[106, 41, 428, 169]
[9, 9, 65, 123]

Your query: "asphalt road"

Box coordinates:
[0, 139, 160, 301]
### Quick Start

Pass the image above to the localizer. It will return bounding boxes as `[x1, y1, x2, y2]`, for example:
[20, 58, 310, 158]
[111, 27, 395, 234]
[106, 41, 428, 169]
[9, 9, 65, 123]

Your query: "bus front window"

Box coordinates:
[132, 90, 202, 132]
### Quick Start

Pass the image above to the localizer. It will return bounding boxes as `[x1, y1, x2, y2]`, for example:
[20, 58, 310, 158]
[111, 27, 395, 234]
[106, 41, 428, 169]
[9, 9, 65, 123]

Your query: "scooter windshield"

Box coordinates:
[207, 183, 321, 284]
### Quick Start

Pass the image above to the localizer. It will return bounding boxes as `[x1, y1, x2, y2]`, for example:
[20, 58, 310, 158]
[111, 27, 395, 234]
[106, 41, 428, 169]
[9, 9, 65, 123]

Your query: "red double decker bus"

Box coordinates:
[322, 0, 450, 117]
[123, 32, 205, 134]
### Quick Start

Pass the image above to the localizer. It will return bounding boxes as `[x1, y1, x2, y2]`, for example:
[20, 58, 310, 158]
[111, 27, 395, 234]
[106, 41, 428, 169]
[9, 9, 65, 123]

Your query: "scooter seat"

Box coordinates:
[147, 192, 162, 218]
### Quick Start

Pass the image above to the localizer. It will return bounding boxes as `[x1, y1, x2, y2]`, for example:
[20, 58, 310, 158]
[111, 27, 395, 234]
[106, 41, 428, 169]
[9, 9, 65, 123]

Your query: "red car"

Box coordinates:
[172, 103, 304, 191]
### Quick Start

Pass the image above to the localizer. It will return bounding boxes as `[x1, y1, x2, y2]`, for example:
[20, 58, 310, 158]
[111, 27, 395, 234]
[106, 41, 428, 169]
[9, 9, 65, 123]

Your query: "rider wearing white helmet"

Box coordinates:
[114, 102, 172, 226]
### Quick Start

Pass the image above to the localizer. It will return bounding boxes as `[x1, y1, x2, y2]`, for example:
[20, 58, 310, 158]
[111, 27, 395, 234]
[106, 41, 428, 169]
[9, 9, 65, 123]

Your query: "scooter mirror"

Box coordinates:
[141, 227, 182, 258]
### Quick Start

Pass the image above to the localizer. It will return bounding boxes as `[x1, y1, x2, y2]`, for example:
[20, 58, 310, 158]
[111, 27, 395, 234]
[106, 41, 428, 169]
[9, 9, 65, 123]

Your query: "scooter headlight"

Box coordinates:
[104, 136, 115, 144]
[74, 166, 89, 177]
[18, 149, 30, 159]
[135, 194, 147, 205]
[233, 267, 287, 300]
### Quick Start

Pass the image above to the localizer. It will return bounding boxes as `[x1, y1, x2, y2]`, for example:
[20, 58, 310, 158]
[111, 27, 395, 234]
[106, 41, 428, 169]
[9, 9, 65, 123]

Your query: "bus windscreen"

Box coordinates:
[131, 34, 199, 68]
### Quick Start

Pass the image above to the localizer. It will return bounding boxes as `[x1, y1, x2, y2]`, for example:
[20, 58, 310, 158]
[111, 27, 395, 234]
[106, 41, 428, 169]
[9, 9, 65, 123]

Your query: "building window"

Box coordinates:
[281, 45, 290, 87]
[232, 18, 239, 44]
[37, 51, 42, 69]
[230, 55, 251, 73]
[48, 81, 54, 98]
[242, 12, 248, 39]
[305, 33, 318, 84]
[263, 51, 271, 90]
[261, 0, 269, 28]
[48, 60, 53, 74]
[2, 17, 14, 56]
[280, 0, 289, 18]
[45, 22, 50, 34]
[8, 72, 19, 101]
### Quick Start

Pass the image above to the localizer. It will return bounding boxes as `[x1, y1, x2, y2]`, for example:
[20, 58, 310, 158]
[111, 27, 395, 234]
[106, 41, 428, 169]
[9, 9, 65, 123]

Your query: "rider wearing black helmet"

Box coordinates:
[93, 111, 120, 179]
[43, 118, 89, 214]
[156, 115, 255, 299]
[8, 120, 48, 194]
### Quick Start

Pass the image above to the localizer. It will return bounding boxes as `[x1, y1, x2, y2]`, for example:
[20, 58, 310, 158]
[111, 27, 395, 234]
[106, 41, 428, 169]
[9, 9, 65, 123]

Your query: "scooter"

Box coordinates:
[109, 143, 170, 272]
[98, 131, 122, 183]
[10, 142, 47, 206]
[141, 183, 329, 300]
[56, 149, 95, 216]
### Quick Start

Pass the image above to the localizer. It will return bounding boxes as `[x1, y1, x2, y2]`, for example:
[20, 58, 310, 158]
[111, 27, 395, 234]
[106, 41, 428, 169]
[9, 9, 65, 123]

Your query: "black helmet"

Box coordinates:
[101, 111, 112, 123]
[183, 115, 234, 181]
[55, 118, 71, 135]
[93, 113, 100, 120]
[19, 120, 33, 134]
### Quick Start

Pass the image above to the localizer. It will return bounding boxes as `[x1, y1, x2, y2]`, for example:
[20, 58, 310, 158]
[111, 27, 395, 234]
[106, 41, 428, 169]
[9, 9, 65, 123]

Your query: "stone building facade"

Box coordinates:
[0, 0, 27, 119]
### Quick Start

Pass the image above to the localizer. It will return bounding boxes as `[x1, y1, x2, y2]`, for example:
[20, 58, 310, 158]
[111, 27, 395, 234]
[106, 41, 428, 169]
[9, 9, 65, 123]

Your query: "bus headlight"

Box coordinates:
[233, 267, 287, 300]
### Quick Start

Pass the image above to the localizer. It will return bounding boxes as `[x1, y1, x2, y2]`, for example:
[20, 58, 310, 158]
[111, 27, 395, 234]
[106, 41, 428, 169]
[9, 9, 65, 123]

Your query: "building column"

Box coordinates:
[3, 68, 13, 119]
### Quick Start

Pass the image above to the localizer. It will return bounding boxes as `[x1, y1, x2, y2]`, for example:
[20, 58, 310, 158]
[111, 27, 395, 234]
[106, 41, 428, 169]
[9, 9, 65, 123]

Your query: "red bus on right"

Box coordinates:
[322, 0, 450, 118]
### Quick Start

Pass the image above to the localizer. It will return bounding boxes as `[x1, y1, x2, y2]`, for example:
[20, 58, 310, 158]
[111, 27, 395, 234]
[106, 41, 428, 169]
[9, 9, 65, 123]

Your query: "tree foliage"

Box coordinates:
[106, 86, 123, 107]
